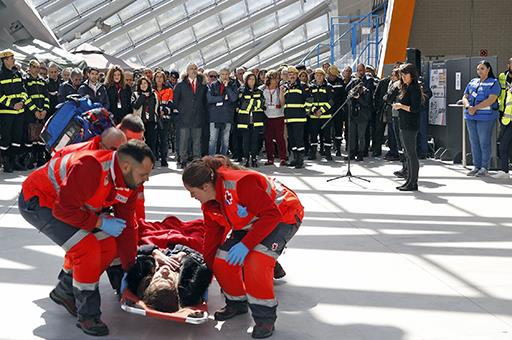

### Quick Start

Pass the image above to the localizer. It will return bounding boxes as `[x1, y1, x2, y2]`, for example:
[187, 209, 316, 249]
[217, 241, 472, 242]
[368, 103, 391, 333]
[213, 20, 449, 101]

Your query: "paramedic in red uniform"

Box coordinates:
[182, 155, 304, 339]
[18, 140, 155, 336]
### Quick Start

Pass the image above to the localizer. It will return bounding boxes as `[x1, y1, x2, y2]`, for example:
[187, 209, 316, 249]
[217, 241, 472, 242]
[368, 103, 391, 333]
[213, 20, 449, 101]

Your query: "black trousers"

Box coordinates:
[240, 125, 262, 158]
[308, 118, 332, 148]
[333, 108, 344, 144]
[144, 121, 158, 158]
[159, 119, 171, 161]
[349, 118, 369, 154]
[371, 110, 385, 153]
[498, 123, 512, 172]
[287, 122, 305, 152]
[0, 113, 24, 151]
[401, 129, 419, 185]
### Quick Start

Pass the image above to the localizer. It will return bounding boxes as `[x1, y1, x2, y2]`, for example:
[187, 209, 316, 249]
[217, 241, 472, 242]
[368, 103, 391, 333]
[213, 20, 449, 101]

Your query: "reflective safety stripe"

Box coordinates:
[285, 118, 307, 123]
[48, 158, 60, 192]
[110, 257, 121, 266]
[59, 153, 73, 186]
[253, 122, 264, 127]
[29, 94, 46, 99]
[0, 109, 24, 114]
[63, 267, 72, 274]
[73, 279, 99, 291]
[223, 180, 236, 190]
[247, 293, 277, 307]
[0, 95, 6, 103]
[215, 249, 229, 260]
[84, 203, 101, 212]
[241, 216, 258, 231]
[253, 244, 279, 260]
[284, 103, 305, 108]
[296, 147, 305, 151]
[224, 292, 247, 302]
[26, 80, 46, 87]
[0, 77, 22, 84]
[237, 124, 249, 129]
[311, 88, 327, 93]
[287, 89, 302, 94]
[61, 229, 90, 252]
[477, 106, 492, 111]
[94, 231, 111, 241]
[309, 115, 332, 119]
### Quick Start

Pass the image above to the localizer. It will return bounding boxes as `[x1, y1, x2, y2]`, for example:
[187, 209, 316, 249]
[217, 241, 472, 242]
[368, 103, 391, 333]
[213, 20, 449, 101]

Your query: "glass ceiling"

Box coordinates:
[30, 0, 332, 71]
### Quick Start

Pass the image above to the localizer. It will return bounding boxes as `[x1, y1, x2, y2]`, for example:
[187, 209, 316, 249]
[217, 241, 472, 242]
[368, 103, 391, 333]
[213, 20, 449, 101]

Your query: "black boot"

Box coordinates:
[288, 151, 298, 167]
[295, 151, 305, 169]
[307, 147, 317, 160]
[74, 287, 108, 336]
[356, 152, 364, 162]
[273, 261, 286, 279]
[324, 146, 333, 161]
[50, 270, 76, 317]
[26, 149, 36, 170]
[334, 139, 342, 157]
[214, 301, 249, 321]
[13, 150, 27, 171]
[1, 150, 12, 173]
[252, 322, 275, 339]
[251, 156, 258, 168]
[244, 157, 251, 167]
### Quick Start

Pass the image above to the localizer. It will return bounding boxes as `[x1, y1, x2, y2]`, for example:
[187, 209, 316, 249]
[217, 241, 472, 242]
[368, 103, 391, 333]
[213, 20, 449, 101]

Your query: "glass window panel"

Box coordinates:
[174, 50, 202, 71]
[74, 0, 103, 14]
[185, 0, 214, 14]
[167, 28, 194, 53]
[30, 0, 48, 7]
[192, 17, 220, 39]
[128, 18, 159, 44]
[245, 56, 260, 69]
[247, 0, 273, 14]
[139, 42, 169, 65]
[306, 15, 328, 38]
[101, 33, 132, 55]
[226, 27, 253, 50]
[218, 2, 246, 26]
[201, 40, 228, 61]
[105, 15, 121, 27]
[259, 44, 283, 61]
[44, 4, 77, 28]
[252, 15, 277, 36]
[303, 0, 325, 11]
[158, 5, 186, 28]
[149, 0, 166, 6]
[277, 3, 302, 24]
[118, 1, 150, 22]
[281, 27, 306, 49]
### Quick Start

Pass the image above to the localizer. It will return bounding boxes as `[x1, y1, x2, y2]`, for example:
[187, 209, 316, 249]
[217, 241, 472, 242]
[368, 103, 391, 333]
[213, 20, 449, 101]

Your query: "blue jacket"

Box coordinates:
[58, 81, 79, 103]
[464, 77, 501, 121]
[78, 81, 110, 110]
[207, 79, 238, 124]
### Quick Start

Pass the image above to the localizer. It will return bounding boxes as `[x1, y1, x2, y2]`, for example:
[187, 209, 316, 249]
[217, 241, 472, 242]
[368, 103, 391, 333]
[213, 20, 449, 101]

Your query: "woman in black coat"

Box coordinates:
[392, 63, 423, 191]
[132, 77, 159, 157]
[105, 65, 132, 124]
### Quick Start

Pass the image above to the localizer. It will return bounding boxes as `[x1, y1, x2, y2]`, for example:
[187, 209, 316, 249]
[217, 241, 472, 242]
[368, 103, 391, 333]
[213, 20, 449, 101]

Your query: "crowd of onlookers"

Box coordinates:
[0, 48, 511, 184]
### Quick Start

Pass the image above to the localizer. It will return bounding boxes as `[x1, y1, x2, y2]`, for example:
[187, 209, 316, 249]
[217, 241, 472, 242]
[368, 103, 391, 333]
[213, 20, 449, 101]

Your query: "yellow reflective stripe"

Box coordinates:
[311, 88, 327, 93]
[0, 95, 6, 103]
[237, 124, 248, 128]
[28, 104, 37, 111]
[309, 115, 332, 119]
[0, 109, 23, 114]
[253, 122, 264, 127]
[0, 77, 22, 84]
[29, 94, 46, 99]
[243, 95, 252, 99]
[26, 80, 46, 87]
[287, 89, 302, 94]
[285, 118, 307, 123]
[284, 103, 305, 108]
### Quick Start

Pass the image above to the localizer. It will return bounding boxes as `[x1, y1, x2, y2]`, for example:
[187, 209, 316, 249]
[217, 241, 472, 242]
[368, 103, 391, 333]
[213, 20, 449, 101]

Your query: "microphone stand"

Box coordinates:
[321, 94, 370, 183]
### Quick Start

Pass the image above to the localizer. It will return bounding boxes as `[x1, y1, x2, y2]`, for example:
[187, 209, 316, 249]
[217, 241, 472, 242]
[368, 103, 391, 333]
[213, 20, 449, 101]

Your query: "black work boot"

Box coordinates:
[288, 151, 298, 167]
[252, 323, 275, 339]
[334, 139, 342, 157]
[214, 301, 249, 321]
[273, 261, 286, 279]
[356, 152, 364, 162]
[50, 270, 77, 317]
[307, 147, 317, 160]
[324, 146, 333, 161]
[295, 151, 305, 169]
[251, 155, 258, 168]
[1, 150, 12, 173]
[76, 318, 109, 336]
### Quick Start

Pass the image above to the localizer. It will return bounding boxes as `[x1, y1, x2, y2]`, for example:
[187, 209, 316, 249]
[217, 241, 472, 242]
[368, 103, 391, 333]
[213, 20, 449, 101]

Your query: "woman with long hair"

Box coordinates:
[182, 155, 303, 339]
[462, 60, 501, 177]
[132, 76, 159, 157]
[392, 63, 423, 191]
[153, 70, 174, 167]
[105, 65, 132, 124]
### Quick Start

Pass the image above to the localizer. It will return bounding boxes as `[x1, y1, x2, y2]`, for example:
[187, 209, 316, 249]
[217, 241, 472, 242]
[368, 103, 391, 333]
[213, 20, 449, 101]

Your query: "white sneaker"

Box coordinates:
[492, 171, 510, 179]
[466, 168, 479, 176]
[475, 168, 488, 177]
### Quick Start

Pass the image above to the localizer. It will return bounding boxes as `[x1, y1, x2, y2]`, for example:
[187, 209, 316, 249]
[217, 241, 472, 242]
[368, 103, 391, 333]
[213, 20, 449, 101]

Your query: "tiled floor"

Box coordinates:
[1, 157, 512, 340]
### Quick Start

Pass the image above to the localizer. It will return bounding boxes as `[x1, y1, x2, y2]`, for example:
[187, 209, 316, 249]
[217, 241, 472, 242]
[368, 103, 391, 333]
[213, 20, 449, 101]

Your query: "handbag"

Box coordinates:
[28, 122, 44, 142]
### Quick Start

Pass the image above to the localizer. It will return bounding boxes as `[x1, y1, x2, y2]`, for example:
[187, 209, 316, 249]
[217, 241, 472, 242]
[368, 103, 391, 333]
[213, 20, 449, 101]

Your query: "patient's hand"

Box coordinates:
[153, 249, 181, 271]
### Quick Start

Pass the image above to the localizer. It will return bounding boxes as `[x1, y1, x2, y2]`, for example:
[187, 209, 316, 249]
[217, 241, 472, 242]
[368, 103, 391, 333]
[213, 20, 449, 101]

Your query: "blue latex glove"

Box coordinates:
[227, 242, 249, 266]
[120, 272, 128, 294]
[99, 216, 126, 237]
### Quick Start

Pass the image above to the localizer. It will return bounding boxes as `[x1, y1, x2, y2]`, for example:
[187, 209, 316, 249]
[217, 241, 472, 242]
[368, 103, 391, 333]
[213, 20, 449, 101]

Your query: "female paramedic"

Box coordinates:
[463, 60, 501, 177]
[182, 155, 304, 339]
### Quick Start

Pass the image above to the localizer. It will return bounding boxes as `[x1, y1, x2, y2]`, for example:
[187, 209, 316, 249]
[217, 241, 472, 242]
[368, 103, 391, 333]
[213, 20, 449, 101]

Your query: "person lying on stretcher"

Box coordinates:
[125, 244, 212, 313]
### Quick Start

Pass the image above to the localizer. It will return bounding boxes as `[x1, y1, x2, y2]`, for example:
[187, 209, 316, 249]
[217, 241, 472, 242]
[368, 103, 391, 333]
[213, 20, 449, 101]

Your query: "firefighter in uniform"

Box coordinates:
[18, 140, 155, 336]
[182, 155, 304, 339]
[0, 50, 28, 172]
[24, 59, 50, 168]
[308, 68, 335, 161]
[327, 65, 346, 156]
[237, 72, 266, 168]
[496, 57, 512, 178]
[280, 66, 309, 169]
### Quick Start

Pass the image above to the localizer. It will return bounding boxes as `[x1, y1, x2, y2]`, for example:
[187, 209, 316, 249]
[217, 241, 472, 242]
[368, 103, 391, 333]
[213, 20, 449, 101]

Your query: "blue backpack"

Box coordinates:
[40, 95, 113, 153]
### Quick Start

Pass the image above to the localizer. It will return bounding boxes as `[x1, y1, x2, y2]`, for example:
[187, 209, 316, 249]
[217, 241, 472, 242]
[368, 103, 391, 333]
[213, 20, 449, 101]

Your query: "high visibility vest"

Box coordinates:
[0, 67, 28, 114]
[283, 81, 309, 124]
[308, 82, 334, 119]
[503, 88, 512, 126]
[237, 88, 265, 129]
[498, 72, 511, 113]
[22, 149, 132, 211]
[216, 166, 304, 231]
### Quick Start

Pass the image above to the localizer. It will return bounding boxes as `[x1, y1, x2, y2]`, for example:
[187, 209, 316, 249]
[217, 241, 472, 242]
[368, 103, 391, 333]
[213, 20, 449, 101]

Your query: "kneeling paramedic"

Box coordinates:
[182, 155, 304, 339]
[18, 140, 155, 336]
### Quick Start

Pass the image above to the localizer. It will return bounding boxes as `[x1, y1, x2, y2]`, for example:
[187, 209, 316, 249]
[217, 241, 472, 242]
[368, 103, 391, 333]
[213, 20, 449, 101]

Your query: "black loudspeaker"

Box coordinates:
[406, 48, 422, 74]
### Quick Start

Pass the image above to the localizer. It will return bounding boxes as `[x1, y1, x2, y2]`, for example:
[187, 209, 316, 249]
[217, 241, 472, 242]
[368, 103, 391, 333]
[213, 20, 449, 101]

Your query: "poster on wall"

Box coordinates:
[429, 61, 447, 126]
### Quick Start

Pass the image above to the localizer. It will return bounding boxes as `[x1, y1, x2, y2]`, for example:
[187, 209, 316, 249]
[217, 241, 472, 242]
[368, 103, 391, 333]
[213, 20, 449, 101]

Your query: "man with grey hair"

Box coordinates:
[173, 63, 208, 168]
[58, 68, 82, 103]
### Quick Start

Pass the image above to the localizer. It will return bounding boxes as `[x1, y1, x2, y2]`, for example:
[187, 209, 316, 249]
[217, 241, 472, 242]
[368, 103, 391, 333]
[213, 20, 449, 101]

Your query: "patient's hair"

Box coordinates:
[142, 272, 180, 313]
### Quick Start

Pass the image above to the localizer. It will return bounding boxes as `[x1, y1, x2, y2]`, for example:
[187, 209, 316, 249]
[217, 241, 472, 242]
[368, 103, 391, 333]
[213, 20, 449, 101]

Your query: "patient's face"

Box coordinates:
[151, 264, 177, 285]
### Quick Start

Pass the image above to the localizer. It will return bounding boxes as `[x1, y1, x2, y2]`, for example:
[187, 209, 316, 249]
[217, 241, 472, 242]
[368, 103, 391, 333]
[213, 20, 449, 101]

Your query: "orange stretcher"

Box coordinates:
[120, 289, 209, 324]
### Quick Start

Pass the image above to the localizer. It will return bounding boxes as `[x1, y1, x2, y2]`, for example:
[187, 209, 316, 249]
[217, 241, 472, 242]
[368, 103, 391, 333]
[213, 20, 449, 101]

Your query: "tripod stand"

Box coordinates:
[321, 95, 370, 183]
